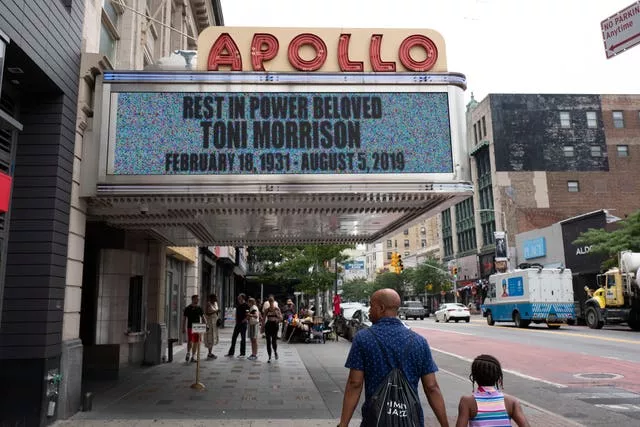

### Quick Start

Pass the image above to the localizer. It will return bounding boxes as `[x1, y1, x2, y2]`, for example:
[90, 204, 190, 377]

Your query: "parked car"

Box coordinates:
[343, 309, 412, 341]
[398, 301, 429, 320]
[333, 302, 366, 338]
[344, 309, 372, 340]
[434, 303, 471, 323]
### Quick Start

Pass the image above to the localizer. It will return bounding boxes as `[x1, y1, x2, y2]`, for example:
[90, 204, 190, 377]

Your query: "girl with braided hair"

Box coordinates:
[455, 354, 530, 427]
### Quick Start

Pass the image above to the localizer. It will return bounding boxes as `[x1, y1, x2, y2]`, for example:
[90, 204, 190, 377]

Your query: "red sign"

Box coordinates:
[0, 172, 12, 213]
[207, 32, 439, 73]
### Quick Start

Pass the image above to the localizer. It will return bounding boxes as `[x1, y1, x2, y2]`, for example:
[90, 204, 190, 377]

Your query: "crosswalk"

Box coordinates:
[567, 387, 640, 422]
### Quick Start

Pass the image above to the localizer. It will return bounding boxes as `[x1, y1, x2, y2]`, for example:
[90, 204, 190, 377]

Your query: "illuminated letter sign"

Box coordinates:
[197, 27, 448, 73]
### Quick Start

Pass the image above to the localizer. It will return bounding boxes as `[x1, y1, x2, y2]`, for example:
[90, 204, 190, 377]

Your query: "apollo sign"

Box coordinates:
[196, 27, 447, 73]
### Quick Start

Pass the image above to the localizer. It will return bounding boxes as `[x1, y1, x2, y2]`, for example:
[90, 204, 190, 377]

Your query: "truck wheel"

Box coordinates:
[487, 312, 495, 326]
[513, 312, 530, 328]
[547, 324, 561, 330]
[628, 309, 640, 331]
[586, 306, 604, 329]
[420, 317, 424, 320]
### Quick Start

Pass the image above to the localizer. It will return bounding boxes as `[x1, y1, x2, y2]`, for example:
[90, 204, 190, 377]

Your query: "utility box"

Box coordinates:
[143, 323, 162, 365]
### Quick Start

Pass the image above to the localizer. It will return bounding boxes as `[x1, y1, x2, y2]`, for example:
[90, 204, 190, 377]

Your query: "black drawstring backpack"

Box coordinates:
[363, 330, 422, 427]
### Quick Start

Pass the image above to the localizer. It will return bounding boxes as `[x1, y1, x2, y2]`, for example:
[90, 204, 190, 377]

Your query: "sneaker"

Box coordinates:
[275, 352, 279, 360]
[267, 358, 271, 363]
[207, 354, 215, 359]
[185, 354, 190, 362]
[247, 355, 257, 361]
[237, 354, 245, 359]
[190, 356, 197, 363]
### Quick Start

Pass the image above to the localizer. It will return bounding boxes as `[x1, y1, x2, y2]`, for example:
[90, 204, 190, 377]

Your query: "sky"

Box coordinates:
[219, 0, 639, 102]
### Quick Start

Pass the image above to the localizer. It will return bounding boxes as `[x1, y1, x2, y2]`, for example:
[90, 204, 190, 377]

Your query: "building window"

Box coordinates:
[386, 239, 392, 248]
[403, 229, 409, 235]
[404, 239, 410, 248]
[455, 198, 477, 254]
[128, 276, 144, 332]
[421, 239, 427, 248]
[559, 112, 571, 128]
[442, 209, 453, 258]
[420, 227, 426, 235]
[473, 123, 478, 144]
[567, 181, 580, 192]
[590, 146, 602, 157]
[404, 251, 410, 257]
[481, 116, 487, 137]
[613, 111, 624, 128]
[617, 145, 629, 157]
[100, 0, 122, 63]
[387, 252, 392, 260]
[586, 111, 597, 128]
[394, 240, 397, 248]
[563, 145, 575, 157]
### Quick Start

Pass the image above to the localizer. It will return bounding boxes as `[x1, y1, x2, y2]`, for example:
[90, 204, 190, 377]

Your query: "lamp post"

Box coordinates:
[477, 209, 509, 271]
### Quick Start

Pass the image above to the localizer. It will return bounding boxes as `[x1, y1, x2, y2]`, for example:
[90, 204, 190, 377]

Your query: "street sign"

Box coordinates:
[337, 279, 343, 287]
[191, 323, 206, 333]
[601, 2, 640, 58]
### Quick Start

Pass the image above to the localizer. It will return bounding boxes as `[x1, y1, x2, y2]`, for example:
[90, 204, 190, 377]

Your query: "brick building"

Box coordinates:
[443, 93, 640, 280]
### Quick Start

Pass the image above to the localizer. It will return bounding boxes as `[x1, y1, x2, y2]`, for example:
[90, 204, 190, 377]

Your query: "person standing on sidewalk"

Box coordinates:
[204, 294, 220, 360]
[225, 294, 250, 358]
[338, 288, 449, 427]
[263, 296, 282, 362]
[281, 298, 296, 338]
[183, 295, 205, 363]
[247, 297, 260, 360]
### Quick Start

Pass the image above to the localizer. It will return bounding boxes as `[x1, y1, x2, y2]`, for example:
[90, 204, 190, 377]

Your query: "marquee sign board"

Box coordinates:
[110, 90, 453, 176]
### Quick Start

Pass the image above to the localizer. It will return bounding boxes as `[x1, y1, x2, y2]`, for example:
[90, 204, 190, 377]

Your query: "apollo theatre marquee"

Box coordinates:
[82, 27, 473, 246]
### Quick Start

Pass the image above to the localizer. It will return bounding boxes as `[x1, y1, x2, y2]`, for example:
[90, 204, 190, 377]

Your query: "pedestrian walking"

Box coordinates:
[183, 295, 205, 363]
[455, 354, 530, 427]
[263, 296, 282, 362]
[281, 298, 296, 338]
[247, 297, 260, 360]
[338, 288, 449, 427]
[204, 294, 220, 359]
[225, 294, 250, 358]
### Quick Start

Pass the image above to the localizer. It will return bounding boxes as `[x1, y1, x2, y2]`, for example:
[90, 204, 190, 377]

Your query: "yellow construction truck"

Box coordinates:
[584, 251, 640, 331]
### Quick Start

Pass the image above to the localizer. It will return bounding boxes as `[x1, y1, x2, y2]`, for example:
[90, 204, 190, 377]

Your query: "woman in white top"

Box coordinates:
[247, 297, 260, 361]
[204, 294, 220, 359]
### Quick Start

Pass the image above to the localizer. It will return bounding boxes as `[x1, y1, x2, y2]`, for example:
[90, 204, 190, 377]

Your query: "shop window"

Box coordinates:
[560, 112, 571, 128]
[586, 111, 597, 128]
[613, 111, 624, 128]
[617, 145, 629, 157]
[128, 276, 144, 333]
[590, 146, 602, 157]
[567, 181, 580, 193]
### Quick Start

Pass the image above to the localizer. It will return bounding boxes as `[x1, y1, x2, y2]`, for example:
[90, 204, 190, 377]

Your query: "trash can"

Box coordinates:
[82, 392, 93, 412]
[167, 338, 179, 362]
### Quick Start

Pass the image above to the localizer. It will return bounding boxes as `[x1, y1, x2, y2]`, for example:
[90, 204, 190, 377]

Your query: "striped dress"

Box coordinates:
[468, 386, 511, 426]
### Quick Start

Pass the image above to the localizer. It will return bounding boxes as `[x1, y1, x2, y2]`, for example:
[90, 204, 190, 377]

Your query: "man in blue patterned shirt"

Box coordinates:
[338, 288, 449, 427]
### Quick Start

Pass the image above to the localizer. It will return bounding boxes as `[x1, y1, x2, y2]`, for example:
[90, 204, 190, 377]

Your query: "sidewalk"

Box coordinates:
[56, 326, 580, 426]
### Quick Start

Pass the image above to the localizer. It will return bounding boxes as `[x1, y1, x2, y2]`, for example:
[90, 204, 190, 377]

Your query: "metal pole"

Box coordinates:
[190, 338, 205, 390]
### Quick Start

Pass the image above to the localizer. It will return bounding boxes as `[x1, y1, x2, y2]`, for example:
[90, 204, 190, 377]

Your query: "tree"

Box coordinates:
[373, 272, 407, 299]
[341, 278, 373, 302]
[573, 209, 640, 267]
[408, 258, 452, 295]
[248, 244, 354, 294]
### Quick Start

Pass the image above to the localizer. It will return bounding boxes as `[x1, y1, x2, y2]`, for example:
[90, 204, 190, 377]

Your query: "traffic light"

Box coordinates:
[397, 255, 403, 273]
[452, 267, 458, 277]
[390, 252, 400, 273]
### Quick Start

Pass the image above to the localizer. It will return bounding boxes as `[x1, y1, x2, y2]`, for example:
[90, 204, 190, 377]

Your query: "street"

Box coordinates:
[56, 317, 640, 426]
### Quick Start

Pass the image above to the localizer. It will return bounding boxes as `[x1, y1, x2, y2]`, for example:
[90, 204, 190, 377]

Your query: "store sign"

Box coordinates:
[561, 212, 607, 274]
[111, 92, 453, 175]
[196, 27, 447, 73]
[523, 237, 546, 259]
[344, 261, 365, 270]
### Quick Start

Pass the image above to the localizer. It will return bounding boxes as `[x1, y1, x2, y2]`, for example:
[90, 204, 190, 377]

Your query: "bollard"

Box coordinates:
[82, 392, 93, 412]
[167, 338, 179, 362]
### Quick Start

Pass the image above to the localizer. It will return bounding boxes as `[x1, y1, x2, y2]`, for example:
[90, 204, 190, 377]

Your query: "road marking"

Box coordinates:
[439, 367, 584, 426]
[435, 318, 640, 345]
[431, 347, 568, 389]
